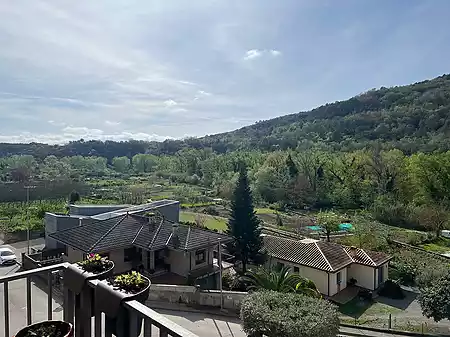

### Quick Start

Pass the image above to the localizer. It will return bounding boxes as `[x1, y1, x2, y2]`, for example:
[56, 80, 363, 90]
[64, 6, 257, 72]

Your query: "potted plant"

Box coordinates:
[64, 253, 114, 294]
[96, 271, 151, 337]
[15, 320, 73, 337]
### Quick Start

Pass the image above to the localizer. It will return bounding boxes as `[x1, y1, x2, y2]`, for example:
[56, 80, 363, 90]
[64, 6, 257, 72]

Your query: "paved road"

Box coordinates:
[0, 239, 62, 337]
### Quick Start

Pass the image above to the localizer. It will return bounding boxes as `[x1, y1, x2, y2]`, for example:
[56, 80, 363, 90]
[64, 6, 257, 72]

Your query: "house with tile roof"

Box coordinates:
[262, 235, 392, 296]
[47, 202, 233, 288]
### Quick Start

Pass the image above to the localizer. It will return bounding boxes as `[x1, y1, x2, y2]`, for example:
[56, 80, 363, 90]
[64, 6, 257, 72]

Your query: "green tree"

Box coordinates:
[316, 211, 340, 242]
[112, 156, 131, 173]
[226, 164, 263, 272]
[241, 266, 320, 297]
[285, 153, 298, 178]
[417, 205, 449, 238]
[419, 272, 450, 322]
[69, 190, 80, 204]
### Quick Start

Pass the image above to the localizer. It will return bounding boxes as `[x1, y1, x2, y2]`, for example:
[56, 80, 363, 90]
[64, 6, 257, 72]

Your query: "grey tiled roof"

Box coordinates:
[49, 214, 232, 253]
[49, 214, 148, 253]
[263, 235, 391, 272]
[132, 219, 232, 251]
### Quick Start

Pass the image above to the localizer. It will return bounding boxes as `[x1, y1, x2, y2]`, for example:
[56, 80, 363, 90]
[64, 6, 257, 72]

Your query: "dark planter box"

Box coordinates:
[64, 261, 114, 316]
[95, 274, 151, 337]
[14, 320, 73, 337]
[64, 261, 115, 294]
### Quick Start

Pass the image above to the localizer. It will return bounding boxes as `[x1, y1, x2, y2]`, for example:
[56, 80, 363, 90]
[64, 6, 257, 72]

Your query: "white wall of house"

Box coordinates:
[267, 257, 330, 295]
[347, 264, 375, 290]
[329, 268, 348, 296]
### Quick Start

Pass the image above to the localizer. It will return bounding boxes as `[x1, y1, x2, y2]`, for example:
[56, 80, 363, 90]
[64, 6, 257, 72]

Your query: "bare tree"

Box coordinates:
[417, 205, 449, 238]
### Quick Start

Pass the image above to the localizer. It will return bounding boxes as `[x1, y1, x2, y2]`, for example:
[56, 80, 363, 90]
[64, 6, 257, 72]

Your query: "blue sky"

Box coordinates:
[1, 0, 450, 144]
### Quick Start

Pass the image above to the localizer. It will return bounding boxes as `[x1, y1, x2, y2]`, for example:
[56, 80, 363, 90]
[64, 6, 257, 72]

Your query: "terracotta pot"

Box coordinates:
[14, 320, 73, 337]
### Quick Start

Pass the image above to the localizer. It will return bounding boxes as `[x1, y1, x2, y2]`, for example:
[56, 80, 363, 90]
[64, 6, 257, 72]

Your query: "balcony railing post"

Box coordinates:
[64, 287, 75, 324]
[47, 271, 53, 320]
[144, 318, 152, 337]
[4, 281, 10, 337]
[26, 276, 32, 325]
[80, 288, 92, 337]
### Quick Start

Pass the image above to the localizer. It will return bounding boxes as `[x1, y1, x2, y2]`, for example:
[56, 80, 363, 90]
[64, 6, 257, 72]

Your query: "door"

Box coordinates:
[377, 266, 383, 287]
[336, 271, 342, 292]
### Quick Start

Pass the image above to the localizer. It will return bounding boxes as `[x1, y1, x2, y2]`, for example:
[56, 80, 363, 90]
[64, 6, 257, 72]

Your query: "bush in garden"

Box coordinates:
[240, 291, 339, 337]
[378, 279, 405, 299]
[419, 272, 450, 322]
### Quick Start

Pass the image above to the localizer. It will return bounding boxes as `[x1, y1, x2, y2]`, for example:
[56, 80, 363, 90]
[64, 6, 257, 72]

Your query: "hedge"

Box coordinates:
[240, 291, 340, 337]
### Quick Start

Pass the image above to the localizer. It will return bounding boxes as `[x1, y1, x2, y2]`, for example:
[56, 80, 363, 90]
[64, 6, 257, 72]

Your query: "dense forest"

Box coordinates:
[1, 74, 450, 159]
[1, 148, 450, 234]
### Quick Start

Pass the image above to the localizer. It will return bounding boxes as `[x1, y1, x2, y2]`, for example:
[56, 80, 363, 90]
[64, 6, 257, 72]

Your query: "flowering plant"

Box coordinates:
[78, 253, 112, 273]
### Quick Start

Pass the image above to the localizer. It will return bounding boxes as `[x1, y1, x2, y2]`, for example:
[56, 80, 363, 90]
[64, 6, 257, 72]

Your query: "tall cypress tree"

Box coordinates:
[285, 153, 299, 178]
[226, 164, 263, 272]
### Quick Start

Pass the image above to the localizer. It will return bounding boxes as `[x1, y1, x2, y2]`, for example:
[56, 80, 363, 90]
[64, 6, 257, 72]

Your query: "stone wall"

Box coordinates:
[146, 284, 247, 313]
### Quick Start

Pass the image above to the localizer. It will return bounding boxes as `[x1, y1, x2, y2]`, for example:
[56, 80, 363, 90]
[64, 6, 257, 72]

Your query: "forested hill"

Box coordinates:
[2, 74, 450, 159]
[199, 74, 450, 154]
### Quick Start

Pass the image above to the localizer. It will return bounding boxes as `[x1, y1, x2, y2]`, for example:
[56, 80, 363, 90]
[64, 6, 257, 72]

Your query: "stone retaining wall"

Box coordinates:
[146, 284, 247, 312]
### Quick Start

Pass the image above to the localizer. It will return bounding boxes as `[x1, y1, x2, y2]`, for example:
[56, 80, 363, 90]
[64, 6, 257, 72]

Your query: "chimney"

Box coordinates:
[171, 223, 180, 248]
[349, 246, 357, 258]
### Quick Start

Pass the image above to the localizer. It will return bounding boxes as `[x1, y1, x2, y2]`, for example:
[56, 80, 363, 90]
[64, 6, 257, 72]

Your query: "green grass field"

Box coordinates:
[179, 211, 228, 231]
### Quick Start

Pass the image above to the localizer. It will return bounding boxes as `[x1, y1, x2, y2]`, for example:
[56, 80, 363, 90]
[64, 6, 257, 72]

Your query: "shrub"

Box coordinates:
[240, 291, 339, 337]
[378, 280, 405, 299]
[203, 206, 220, 216]
[419, 272, 450, 322]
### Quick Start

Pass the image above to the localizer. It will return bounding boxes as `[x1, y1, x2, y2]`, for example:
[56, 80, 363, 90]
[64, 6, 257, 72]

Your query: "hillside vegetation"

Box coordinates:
[1, 74, 450, 158]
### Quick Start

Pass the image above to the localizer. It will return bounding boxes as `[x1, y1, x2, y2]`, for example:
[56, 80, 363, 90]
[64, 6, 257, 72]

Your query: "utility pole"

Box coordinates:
[25, 185, 36, 255]
[218, 238, 223, 310]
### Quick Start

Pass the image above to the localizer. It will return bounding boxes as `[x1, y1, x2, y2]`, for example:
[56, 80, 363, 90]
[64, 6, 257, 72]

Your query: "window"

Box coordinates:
[195, 250, 206, 265]
[124, 247, 136, 262]
[336, 272, 342, 285]
[293, 266, 299, 273]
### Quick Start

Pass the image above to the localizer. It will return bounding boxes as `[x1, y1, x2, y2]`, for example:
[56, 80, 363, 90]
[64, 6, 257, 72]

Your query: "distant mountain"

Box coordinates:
[193, 74, 450, 154]
[1, 74, 450, 159]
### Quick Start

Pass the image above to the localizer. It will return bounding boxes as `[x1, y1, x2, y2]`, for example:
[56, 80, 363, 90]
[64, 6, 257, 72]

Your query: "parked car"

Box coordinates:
[0, 247, 17, 265]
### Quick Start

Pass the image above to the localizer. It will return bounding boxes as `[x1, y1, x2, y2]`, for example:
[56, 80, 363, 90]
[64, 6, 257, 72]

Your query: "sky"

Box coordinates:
[1, 0, 450, 144]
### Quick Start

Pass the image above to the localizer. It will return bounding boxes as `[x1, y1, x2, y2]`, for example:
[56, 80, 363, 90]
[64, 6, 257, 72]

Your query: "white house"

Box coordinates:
[262, 235, 392, 296]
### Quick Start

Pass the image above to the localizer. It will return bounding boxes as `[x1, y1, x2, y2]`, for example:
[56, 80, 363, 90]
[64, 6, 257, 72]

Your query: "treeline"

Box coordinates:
[1, 75, 450, 158]
[1, 149, 450, 232]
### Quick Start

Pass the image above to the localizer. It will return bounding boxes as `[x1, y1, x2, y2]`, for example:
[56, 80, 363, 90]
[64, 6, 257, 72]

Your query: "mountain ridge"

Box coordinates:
[1, 74, 450, 159]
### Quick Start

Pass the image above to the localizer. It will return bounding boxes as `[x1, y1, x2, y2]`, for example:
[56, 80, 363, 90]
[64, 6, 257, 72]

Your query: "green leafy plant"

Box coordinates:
[241, 266, 321, 298]
[110, 271, 147, 294]
[78, 253, 112, 274]
[240, 291, 339, 337]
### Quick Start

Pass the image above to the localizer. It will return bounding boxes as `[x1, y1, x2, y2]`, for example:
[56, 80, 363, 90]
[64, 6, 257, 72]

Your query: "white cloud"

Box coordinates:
[243, 49, 282, 60]
[244, 49, 263, 60]
[105, 120, 121, 126]
[164, 99, 178, 107]
[270, 49, 281, 56]
[0, 128, 172, 145]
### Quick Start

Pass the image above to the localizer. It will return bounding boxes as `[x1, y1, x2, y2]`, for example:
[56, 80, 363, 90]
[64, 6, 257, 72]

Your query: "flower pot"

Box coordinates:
[64, 260, 114, 295]
[95, 273, 151, 337]
[14, 320, 73, 337]
[64, 260, 114, 317]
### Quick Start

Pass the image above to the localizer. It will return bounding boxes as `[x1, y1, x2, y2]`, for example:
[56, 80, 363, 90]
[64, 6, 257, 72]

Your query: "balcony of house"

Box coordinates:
[0, 263, 199, 337]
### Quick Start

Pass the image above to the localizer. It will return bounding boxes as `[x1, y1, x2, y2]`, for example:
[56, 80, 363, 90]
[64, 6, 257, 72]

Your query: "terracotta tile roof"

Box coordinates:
[263, 235, 391, 272]
[49, 214, 232, 253]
